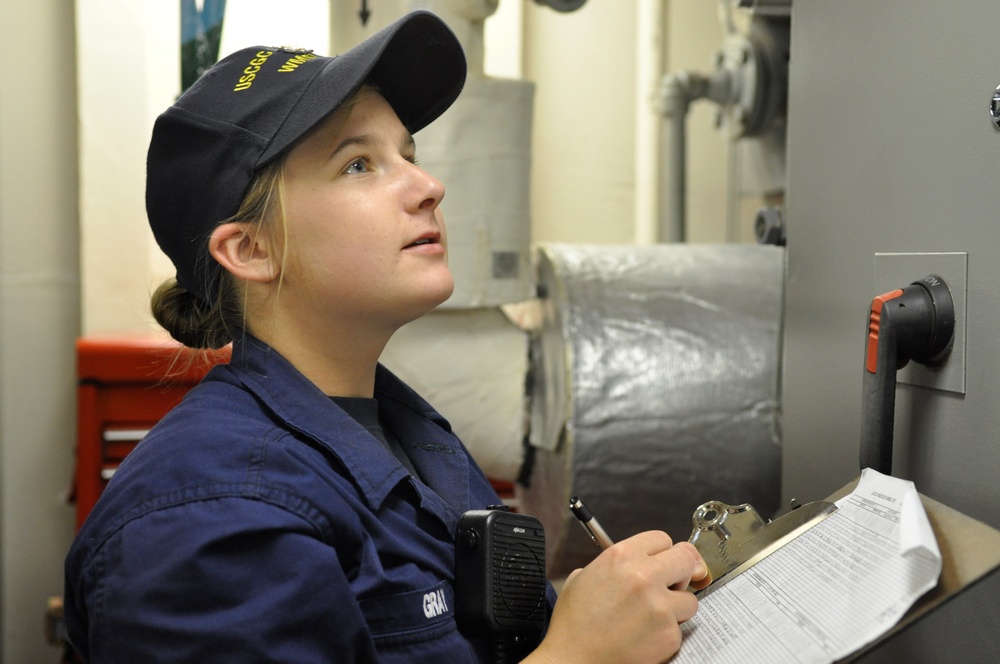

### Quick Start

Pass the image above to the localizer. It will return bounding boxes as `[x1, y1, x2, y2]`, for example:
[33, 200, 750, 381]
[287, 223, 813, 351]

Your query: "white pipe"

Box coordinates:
[634, 0, 663, 246]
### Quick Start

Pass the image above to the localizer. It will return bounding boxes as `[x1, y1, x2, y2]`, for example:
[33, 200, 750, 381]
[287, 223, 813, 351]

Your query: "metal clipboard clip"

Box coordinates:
[688, 499, 838, 597]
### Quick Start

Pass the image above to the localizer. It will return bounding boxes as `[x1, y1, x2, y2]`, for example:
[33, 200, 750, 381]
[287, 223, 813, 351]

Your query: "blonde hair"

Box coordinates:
[151, 159, 287, 349]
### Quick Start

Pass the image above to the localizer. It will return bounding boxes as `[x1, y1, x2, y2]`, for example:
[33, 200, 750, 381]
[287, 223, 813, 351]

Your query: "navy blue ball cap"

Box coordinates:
[146, 11, 466, 304]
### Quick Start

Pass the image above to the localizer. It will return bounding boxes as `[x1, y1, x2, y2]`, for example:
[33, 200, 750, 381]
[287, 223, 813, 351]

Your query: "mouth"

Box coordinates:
[404, 232, 441, 249]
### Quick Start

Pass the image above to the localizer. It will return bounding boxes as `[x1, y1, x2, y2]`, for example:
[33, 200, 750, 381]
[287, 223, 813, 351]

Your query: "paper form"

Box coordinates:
[672, 469, 941, 664]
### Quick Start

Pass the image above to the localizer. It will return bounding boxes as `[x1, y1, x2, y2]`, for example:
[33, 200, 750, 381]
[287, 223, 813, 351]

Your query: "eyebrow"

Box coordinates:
[327, 132, 416, 163]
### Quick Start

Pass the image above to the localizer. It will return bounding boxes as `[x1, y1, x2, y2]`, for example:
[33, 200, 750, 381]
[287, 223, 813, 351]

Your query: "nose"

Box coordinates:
[406, 161, 445, 213]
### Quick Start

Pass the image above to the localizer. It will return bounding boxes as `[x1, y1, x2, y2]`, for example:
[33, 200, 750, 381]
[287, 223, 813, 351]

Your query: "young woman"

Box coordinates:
[64, 11, 707, 663]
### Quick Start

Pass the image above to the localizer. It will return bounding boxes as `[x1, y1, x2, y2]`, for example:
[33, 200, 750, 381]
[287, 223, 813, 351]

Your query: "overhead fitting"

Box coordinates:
[657, 0, 789, 242]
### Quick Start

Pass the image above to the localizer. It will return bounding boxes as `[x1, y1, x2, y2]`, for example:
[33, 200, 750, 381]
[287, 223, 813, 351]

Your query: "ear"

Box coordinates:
[208, 222, 280, 284]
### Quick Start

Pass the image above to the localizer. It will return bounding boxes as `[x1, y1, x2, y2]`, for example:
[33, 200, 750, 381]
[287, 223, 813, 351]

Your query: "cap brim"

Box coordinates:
[259, 11, 466, 167]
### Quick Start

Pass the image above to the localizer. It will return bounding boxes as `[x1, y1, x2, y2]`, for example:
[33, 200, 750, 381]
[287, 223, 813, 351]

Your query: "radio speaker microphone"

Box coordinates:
[455, 506, 547, 659]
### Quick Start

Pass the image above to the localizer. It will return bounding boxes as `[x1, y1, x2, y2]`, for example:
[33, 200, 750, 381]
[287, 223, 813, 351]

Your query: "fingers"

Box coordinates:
[614, 535, 702, 628]
[591, 533, 705, 615]
[668, 585, 700, 624]
[537, 531, 705, 664]
[684, 542, 710, 583]
[659, 541, 702, 589]
[660, 541, 711, 596]
[624, 529, 675, 554]
[675, 541, 712, 591]
[607, 533, 711, 608]
[688, 563, 713, 591]
[612, 534, 706, 591]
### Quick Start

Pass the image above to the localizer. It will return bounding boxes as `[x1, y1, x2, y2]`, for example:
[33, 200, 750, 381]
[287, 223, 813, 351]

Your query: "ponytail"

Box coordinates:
[150, 276, 240, 350]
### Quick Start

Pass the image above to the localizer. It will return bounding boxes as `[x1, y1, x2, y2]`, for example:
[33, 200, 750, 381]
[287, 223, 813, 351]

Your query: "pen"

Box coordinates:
[569, 496, 615, 550]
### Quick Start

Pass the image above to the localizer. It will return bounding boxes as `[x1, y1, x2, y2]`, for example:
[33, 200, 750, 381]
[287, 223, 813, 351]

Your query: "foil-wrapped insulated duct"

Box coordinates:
[521, 243, 784, 578]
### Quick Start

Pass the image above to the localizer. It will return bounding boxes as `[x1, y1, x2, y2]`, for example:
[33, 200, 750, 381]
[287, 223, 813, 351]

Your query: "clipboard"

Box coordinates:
[683, 479, 1000, 662]
[687, 498, 838, 596]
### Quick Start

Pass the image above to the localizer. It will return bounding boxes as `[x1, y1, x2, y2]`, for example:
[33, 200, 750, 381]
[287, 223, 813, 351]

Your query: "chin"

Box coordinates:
[396, 277, 455, 325]
[424, 277, 456, 311]
[424, 267, 455, 303]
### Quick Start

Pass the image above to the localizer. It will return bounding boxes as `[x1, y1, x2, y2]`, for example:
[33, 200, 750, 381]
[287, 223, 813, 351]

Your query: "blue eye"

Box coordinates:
[345, 158, 369, 174]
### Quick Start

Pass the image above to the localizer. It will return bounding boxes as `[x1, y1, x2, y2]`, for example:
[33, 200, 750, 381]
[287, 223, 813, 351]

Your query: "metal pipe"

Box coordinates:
[657, 72, 692, 243]
[657, 69, 732, 242]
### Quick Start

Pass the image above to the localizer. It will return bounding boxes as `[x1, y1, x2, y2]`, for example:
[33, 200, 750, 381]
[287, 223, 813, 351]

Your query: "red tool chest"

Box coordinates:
[73, 336, 230, 530]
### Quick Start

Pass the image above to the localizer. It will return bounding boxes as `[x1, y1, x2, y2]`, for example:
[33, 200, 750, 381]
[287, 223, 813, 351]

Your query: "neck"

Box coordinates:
[248, 314, 393, 398]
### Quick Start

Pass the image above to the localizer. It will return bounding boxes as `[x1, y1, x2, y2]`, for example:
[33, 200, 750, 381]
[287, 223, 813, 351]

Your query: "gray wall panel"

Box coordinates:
[783, 1, 1000, 658]
[783, 0, 1000, 526]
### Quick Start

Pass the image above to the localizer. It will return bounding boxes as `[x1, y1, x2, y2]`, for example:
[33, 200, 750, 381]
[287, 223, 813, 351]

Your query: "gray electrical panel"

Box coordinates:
[781, 0, 1000, 658]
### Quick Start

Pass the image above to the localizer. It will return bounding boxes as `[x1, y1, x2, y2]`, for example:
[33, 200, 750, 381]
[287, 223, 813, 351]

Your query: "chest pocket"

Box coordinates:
[357, 580, 461, 649]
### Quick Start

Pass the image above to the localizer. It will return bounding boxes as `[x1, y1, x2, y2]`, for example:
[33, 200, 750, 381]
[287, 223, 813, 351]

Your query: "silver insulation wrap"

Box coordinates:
[521, 243, 785, 577]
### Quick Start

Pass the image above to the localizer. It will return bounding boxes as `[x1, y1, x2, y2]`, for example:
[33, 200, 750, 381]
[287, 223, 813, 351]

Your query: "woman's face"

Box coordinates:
[277, 89, 453, 332]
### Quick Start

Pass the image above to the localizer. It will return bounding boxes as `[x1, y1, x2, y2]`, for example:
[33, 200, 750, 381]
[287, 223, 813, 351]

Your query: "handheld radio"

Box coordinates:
[455, 506, 547, 663]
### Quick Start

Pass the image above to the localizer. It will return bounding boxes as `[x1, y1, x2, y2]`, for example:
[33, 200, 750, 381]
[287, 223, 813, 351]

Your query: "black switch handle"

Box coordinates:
[860, 275, 955, 475]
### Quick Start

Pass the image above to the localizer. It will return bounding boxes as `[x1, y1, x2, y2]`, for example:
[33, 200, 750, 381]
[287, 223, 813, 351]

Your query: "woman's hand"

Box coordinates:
[525, 531, 708, 664]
